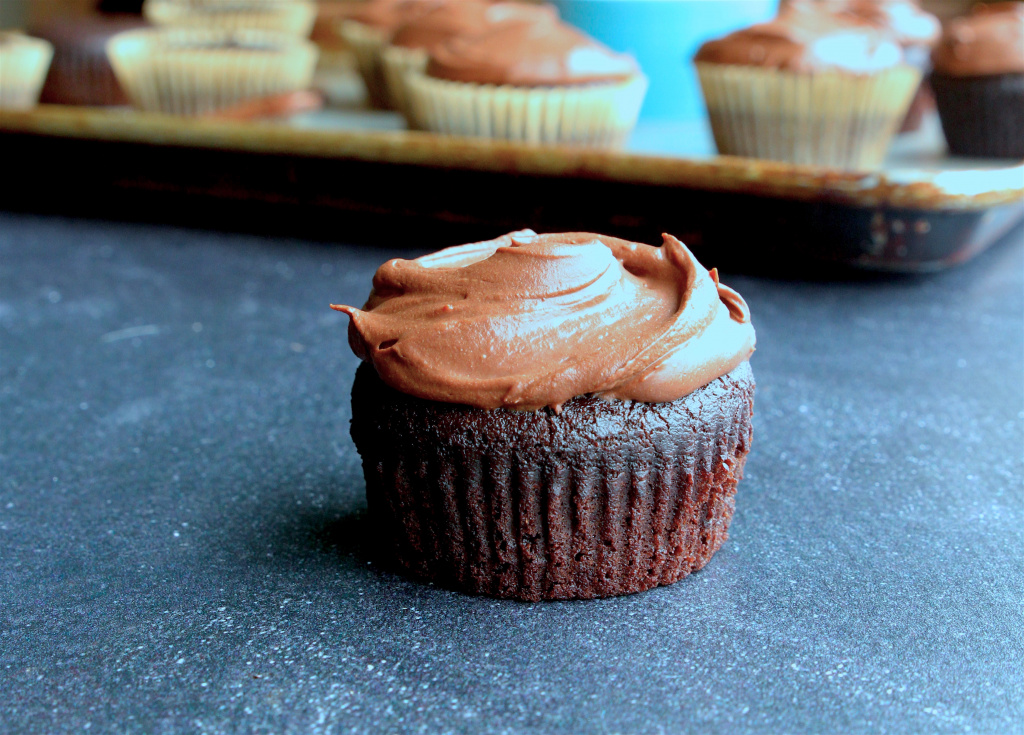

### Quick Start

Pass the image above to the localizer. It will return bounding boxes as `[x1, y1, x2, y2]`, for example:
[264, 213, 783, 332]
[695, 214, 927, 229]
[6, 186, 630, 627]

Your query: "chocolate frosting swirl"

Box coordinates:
[932, 2, 1024, 76]
[332, 231, 755, 412]
[694, 10, 905, 72]
[391, 1, 557, 52]
[426, 18, 638, 86]
[344, 0, 439, 31]
[781, 0, 940, 47]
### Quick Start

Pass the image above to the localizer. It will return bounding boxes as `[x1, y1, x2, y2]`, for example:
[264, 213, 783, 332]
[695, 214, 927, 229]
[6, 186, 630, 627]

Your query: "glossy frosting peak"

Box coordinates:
[694, 11, 905, 72]
[391, 1, 557, 51]
[932, 2, 1024, 76]
[426, 19, 638, 86]
[333, 231, 756, 411]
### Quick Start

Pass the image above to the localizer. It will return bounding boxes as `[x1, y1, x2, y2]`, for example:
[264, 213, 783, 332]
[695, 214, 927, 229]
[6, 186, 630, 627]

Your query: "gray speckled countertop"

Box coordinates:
[1, 213, 1022, 734]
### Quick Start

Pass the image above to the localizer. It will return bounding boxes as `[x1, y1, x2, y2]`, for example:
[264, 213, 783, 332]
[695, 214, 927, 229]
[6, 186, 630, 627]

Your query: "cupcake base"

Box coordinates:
[404, 72, 647, 147]
[695, 62, 921, 169]
[931, 71, 1024, 159]
[351, 360, 755, 601]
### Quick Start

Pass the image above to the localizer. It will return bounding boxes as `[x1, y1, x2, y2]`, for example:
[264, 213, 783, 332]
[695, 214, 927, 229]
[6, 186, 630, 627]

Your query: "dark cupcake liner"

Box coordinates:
[931, 71, 1024, 159]
[351, 362, 755, 601]
[41, 47, 128, 107]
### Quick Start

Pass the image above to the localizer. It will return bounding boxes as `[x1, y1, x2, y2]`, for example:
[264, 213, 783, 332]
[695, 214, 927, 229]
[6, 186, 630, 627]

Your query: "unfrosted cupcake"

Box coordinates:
[143, 0, 317, 36]
[336, 0, 437, 108]
[930, 2, 1024, 158]
[334, 230, 756, 601]
[381, 1, 557, 123]
[0, 32, 54, 110]
[405, 20, 647, 146]
[781, 0, 940, 131]
[107, 27, 318, 115]
[694, 12, 921, 169]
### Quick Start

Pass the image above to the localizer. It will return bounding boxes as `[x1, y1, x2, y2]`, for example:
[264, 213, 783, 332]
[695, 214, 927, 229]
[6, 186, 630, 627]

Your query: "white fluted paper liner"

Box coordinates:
[337, 20, 392, 109]
[143, 0, 317, 37]
[695, 62, 921, 170]
[107, 28, 318, 116]
[0, 33, 54, 110]
[405, 71, 647, 147]
[380, 44, 427, 124]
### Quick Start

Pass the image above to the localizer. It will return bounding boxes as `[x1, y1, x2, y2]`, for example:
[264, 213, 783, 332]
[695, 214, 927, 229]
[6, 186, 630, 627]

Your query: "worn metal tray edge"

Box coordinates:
[2, 105, 1021, 211]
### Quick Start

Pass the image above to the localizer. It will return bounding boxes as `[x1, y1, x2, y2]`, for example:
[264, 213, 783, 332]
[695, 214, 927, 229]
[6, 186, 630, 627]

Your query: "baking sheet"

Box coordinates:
[1, 72, 1021, 271]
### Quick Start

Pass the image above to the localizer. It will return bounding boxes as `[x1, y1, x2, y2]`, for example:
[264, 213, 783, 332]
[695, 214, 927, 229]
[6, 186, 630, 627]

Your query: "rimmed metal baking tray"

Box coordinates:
[1, 98, 1020, 273]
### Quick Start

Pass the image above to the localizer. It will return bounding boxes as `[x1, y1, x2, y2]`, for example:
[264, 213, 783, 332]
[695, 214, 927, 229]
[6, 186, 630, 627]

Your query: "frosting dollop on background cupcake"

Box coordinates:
[693, 12, 906, 74]
[425, 18, 639, 86]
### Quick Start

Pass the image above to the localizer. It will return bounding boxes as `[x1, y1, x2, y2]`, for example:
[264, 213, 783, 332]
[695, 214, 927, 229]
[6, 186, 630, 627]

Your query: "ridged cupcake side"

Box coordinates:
[352, 361, 755, 601]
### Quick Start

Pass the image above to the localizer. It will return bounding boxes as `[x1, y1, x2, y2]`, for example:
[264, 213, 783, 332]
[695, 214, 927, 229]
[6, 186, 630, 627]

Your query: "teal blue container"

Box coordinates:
[552, 0, 779, 120]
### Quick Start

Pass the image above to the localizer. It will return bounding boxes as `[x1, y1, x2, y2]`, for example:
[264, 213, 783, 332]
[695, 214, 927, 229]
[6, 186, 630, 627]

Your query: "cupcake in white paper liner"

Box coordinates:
[693, 13, 921, 169]
[107, 27, 318, 116]
[0, 32, 54, 110]
[407, 19, 647, 147]
[382, 1, 558, 125]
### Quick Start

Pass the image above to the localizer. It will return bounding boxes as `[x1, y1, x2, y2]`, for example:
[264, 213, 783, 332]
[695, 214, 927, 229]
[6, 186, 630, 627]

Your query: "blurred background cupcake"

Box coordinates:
[30, 14, 148, 106]
[693, 7, 921, 168]
[405, 17, 647, 146]
[143, 0, 317, 36]
[107, 26, 318, 115]
[336, 0, 436, 109]
[930, 1, 1024, 158]
[780, 0, 940, 131]
[0, 31, 54, 110]
[381, 1, 558, 122]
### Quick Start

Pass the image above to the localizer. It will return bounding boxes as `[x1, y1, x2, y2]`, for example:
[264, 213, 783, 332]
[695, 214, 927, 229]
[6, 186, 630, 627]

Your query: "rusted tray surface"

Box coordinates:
[1, 91, 1021, 272]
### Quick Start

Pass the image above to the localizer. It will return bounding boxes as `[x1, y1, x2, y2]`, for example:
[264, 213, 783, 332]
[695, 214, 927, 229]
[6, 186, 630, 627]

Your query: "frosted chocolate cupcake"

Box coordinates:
[107, 27, 318, 115]
[334, 230, 756, 601]
[782, 0, 940, 131]
[143, 0, 317, 36]
[0, 32, 54, 110]
[337, 0, 438, 108]
[694, 12, 921, 169]
[405, 20, 647, 146]
[931, 2, 1024, 158]
[382, 1, 557, 122]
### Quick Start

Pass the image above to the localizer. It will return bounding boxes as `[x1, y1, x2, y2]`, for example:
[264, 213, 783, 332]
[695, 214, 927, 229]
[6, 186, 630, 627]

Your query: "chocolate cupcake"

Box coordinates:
[381, 1, 557, 123]
[930, 2, 1024, 158]
[781, 0, 940, 131]
[0, 32, 54, 111]
[694, 11, 921, 169]
[404, 20, 647, 146]
[29, 15, 148, 107]
[107, 27, 318, 115]
[334, 230, 757, 601]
